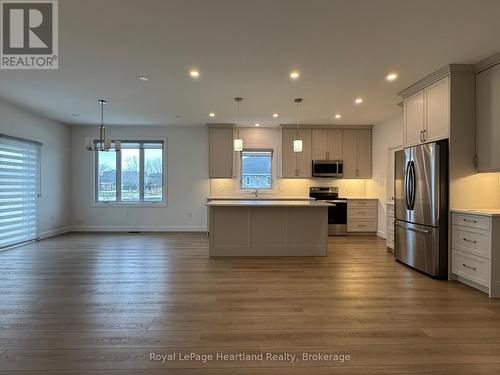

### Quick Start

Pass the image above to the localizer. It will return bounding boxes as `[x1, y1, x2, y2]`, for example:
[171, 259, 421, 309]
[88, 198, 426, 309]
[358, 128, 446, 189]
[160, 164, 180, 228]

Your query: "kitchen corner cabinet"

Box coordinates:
[312, 130, 342, 160]
[403, 75, 450, 147]
[476, 63, 500, 172]
[282, 128, 312, 178]
[209, 127, 234, 178]
[342, 129, 372, 179]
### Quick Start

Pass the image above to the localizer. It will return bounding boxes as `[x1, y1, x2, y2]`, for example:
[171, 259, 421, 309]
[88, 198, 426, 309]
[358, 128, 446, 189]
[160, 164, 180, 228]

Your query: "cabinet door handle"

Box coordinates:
[419, 130, 424, 142]
[462, 263, 477, 271]
[422, 129, 427, 141]
[295, 168, 299, 177]
[463, 238, 477, 244]
[463, 219, 477, 224]
[326, 151, 330, 160]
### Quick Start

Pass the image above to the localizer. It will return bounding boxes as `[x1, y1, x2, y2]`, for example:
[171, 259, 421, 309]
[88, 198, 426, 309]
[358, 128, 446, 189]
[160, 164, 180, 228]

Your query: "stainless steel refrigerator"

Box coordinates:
[394, 140, 448, 278]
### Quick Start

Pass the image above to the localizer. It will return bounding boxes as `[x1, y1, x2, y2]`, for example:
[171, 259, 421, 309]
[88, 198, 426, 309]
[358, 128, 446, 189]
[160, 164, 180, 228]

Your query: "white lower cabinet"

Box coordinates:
[451, 211, 500, 298]
[386, 203, 395, 250]
[347, 199, 378, 233]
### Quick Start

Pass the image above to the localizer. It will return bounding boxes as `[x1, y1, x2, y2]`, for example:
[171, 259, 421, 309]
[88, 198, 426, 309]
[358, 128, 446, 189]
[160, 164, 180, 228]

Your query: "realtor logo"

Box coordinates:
[1, 0, 58, 69]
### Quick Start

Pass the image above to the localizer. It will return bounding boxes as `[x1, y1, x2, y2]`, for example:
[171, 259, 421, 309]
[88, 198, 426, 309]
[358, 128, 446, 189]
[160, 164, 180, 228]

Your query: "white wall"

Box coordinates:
[366, 111, 404, 238]
[0, 100, 70, 238]
[69, 125, 210, 231]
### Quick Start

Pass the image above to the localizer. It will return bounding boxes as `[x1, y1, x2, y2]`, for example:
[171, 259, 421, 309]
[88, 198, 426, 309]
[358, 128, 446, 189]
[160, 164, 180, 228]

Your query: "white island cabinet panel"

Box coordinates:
[207, 200, 329, 256]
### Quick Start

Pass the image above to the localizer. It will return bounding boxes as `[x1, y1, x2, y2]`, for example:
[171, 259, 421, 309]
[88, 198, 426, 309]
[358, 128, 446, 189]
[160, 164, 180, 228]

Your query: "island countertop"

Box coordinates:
[450, 208, 500, 217]
[206, 200, 332, 207]
[207, 196, 315, 201]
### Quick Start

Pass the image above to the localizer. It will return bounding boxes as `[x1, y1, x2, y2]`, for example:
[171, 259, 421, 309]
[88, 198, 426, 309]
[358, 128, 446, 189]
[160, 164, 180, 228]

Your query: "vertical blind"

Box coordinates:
[0, 135, 41, 249]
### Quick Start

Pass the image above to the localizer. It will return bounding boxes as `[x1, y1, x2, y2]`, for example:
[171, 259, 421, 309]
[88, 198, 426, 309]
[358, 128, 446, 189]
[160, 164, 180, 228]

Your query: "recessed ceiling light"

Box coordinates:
[138, 76, 150, 81]
[209, 112, 215, 117]
[290, 71, 300, 80]
[355, 98, 363, 104]
[334, 114, 342, 119]
[255, 123, 260, 127]
[189, 70, 200, 78]
[273, 113, 279, 118]
[386, 73, 398, 82]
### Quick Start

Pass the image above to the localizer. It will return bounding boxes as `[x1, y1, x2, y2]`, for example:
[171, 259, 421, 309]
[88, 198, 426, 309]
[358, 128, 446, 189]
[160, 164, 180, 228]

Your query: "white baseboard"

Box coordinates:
[69, 225, 207, 232]
[377, 230, 386, 239]
[38, 226, 72, 240]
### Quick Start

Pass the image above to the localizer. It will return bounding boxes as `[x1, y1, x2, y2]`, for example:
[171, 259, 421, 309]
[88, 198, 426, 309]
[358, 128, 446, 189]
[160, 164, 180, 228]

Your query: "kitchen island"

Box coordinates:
[206, 200, 330, 256]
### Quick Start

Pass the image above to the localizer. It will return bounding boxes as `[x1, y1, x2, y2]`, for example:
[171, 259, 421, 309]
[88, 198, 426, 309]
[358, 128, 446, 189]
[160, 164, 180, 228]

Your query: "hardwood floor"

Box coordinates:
[1, 233, 500, 374]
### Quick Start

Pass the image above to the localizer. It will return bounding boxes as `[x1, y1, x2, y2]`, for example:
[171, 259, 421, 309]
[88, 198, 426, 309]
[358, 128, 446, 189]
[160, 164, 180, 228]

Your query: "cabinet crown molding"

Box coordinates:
[399, 64, 475, 99]
[279, 124, 373, 130]
[207, 123, 235, 129]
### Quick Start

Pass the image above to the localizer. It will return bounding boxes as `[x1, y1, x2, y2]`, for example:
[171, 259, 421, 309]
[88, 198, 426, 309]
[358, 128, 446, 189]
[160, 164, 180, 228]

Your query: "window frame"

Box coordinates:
[93, 139, 167, 207]
[239, 148, 274, 191]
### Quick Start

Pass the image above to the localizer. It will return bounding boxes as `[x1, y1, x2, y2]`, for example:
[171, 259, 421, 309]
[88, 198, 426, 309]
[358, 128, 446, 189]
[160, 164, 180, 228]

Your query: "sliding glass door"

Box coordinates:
[0, 135, 41, 249]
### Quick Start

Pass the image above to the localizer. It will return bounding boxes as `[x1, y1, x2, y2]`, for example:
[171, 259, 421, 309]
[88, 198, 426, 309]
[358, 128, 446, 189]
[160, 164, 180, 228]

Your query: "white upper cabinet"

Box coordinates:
[312, 130, 328, 160]
[403, 76, 450, 147]
[424, 76, 450, 142]
[476, 63, 500, 172]
[327, 130, 343, 160]
[209, 127, 234, 178]
[404, 91, 425, 146]
[342, 129, 372, 179]
[282, 128, 312, 178]
[312, 129, 342, 160]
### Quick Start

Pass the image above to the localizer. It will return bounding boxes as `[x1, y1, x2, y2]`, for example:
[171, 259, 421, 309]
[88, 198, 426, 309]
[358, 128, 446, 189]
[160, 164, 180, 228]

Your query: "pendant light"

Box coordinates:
[233, 97, 243, 152]
[85, 99, 121, 152]
[293, 98, 303, 152]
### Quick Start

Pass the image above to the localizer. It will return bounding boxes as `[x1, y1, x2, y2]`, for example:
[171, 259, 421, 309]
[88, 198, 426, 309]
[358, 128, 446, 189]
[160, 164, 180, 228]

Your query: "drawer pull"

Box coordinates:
[358, 224, 366, 227]
[463, 219, 477, 224]
[462, 263, 477, 271]
[463, 238, 477, 244]
[358, 211, 367, 214]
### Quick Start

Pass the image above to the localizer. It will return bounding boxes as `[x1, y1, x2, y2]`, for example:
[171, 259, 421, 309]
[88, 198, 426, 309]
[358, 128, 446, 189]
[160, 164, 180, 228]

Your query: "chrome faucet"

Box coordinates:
[252, 189, 258, 198]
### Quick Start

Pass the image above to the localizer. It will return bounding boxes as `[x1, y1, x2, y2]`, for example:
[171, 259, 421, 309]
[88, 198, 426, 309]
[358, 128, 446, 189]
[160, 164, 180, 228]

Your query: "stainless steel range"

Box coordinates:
[309, 187, 347, 236]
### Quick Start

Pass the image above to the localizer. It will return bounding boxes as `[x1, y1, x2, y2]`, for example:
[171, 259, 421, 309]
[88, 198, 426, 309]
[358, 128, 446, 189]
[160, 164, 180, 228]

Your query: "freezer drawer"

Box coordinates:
[395, 220, 447, 278]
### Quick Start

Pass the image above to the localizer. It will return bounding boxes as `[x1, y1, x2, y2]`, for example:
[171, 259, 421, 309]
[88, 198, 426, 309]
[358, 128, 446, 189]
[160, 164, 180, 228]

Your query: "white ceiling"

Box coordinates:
[1, 0, 500, 127]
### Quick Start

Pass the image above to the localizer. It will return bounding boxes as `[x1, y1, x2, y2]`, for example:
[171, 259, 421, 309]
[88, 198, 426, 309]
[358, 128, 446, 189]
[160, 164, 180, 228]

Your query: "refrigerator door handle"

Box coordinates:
[404, 161, 411, 211]
[409, 161, 416, 210]
[395, 222, 431, 234]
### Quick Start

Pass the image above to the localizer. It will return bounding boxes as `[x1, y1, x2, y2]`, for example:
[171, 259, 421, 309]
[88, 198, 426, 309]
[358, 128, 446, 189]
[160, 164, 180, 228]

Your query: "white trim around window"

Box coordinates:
[238, 147, 278, 193]
[91, 138, 168, 207]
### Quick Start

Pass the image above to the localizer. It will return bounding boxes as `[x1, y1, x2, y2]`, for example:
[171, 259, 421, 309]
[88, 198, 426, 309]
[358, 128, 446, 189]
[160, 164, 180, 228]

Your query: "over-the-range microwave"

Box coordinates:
[312, 160, 343, 178]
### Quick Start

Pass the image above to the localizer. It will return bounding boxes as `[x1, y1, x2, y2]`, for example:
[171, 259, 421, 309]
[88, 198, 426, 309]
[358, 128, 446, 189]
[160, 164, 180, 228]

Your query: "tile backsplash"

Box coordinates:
[210, 178, 369, 198]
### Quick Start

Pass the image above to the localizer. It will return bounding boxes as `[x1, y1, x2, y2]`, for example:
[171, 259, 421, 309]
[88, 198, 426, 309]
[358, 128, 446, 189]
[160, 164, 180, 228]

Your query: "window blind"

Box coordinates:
[0, 135, 41, 249]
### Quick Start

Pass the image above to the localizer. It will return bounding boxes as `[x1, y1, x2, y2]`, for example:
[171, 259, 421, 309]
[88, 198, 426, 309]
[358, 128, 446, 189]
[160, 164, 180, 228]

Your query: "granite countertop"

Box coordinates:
[450, 208, 500, 217]
[206, 200, 332, 207]
[207, 196, 314, 201]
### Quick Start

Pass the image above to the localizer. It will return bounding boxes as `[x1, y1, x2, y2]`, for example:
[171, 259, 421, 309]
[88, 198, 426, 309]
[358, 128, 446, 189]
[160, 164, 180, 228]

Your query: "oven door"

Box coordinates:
[326, 200, 347, 236]
[312, 160, 343, 178]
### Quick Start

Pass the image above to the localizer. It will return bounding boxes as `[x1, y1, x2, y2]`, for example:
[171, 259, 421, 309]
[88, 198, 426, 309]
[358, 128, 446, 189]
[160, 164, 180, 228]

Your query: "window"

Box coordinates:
[0, 135, 41, 249]
[241, 150, 272, 189]
[96, 141, 164, 204]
